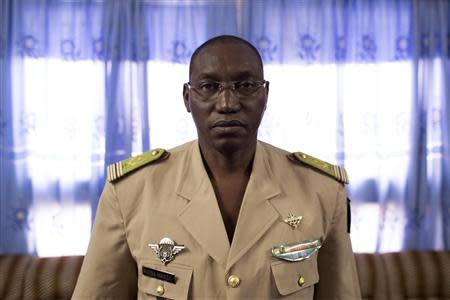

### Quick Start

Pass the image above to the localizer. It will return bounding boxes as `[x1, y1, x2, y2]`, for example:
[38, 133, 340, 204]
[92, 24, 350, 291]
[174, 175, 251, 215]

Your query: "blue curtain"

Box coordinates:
[0, 0, 238, 254]
[242, 0, 449, 251]
[403, 0, 450, 249]
[0, 0, 449, 254]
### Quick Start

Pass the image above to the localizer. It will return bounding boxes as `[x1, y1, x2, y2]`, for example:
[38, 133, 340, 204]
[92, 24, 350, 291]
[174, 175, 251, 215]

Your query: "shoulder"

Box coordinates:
[259, 141, 348, 185]
[107, 148, 170, 183]
[106, 141, 195, 183]
[288, 151, 349, 184]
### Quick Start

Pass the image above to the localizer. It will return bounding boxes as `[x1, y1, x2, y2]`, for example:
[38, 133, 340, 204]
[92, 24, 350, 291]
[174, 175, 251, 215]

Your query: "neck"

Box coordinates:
[198, 139, 257, 178]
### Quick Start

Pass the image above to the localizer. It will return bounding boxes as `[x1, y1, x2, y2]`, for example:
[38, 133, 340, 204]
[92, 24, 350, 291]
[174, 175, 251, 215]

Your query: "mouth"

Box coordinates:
[212, 120, 245, 128]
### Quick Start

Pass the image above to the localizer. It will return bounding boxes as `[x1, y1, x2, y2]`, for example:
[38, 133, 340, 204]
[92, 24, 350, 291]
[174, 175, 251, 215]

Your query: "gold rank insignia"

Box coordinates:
[284, 213, 302, 229]
[107, 148, 169, 182]
[289, 151, 349, 184]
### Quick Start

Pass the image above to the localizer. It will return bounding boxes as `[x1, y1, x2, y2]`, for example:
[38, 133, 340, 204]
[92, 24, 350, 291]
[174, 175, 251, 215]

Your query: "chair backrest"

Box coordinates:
[0, 255, 84, 300]
[355, 251, 450, 300]
[1, 252, 450, 299]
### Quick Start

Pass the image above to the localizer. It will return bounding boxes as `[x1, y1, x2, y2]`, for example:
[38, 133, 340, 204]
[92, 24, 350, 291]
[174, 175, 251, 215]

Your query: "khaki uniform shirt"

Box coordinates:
[73, 140, 361, 299]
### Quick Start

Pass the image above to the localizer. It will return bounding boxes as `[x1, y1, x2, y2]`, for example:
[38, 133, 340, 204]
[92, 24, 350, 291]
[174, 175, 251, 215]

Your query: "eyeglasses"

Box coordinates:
[186, 80, 268, 99]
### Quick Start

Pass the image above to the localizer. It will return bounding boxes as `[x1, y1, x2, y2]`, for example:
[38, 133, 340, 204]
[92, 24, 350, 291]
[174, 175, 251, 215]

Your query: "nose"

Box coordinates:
[215, 89, 241, 114]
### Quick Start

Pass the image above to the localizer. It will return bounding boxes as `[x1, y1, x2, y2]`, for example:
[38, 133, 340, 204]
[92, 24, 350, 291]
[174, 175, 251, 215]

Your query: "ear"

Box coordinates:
[264, 81, 269, 111]
[183, 83, 191, 112]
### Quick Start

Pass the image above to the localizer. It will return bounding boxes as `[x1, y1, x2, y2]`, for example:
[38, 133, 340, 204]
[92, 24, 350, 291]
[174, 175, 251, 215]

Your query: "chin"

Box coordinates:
[214, 141, 241, 154]
[211, 135, 254, 154]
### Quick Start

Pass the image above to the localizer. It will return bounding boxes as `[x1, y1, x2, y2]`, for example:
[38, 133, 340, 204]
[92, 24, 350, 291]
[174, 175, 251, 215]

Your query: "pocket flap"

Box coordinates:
[271, 256, 319, 296]
[139, 260, 192, 300]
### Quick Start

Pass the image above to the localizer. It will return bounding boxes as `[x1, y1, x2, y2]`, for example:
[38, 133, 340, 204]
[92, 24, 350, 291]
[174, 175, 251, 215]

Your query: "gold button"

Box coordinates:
[227, 275, 241, 288]
[156, 285, 165, 295]
[151, 150, 158, 156]
[298, 275, 305, 287]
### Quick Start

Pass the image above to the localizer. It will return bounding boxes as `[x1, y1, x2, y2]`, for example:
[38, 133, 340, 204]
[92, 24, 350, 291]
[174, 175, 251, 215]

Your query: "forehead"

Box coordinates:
[190, 42, 263, 80]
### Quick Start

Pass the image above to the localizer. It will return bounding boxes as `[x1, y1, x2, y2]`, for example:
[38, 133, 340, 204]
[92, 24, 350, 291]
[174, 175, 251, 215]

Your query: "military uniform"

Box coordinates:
[72, 140, 361, 299]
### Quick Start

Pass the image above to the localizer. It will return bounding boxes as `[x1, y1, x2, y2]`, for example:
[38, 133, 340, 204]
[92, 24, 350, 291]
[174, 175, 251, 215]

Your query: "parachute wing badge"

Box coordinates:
[148, 237, 185, 265]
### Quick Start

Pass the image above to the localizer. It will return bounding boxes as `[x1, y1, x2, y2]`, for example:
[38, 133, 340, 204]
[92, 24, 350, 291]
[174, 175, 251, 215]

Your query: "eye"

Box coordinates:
[235, 80, 257, 90]
[199, 81, 220, 91]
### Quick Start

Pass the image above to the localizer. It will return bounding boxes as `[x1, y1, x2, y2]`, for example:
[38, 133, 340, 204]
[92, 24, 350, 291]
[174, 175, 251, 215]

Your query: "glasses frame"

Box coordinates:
[185, 79, 268, 100]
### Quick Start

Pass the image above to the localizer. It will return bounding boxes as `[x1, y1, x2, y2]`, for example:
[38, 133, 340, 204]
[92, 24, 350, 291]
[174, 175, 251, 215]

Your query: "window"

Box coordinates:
[21, 58, 104, 256]
[22, 58, 416, 255]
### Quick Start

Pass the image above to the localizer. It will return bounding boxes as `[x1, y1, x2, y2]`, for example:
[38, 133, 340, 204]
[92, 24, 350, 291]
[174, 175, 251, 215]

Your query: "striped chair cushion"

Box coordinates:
[355, 251, 450, 300]
[0, 255, 83, 300]
[1, 252, 449, 299]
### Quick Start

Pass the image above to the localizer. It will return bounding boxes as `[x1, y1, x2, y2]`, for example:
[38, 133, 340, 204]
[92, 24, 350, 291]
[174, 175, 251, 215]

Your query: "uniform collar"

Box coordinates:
[176, 140, 281, 269]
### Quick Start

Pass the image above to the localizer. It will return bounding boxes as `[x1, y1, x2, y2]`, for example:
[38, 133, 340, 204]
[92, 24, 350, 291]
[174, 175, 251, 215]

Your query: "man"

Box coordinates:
[73, 35, 361, 299]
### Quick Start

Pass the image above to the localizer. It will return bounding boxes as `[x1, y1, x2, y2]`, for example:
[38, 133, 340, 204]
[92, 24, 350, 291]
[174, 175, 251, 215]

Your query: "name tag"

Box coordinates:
[142, 266, 176, 284]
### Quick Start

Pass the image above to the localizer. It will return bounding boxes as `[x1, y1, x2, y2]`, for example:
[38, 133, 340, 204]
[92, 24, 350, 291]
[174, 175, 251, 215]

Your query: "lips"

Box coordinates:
[212, 120, 245, 128]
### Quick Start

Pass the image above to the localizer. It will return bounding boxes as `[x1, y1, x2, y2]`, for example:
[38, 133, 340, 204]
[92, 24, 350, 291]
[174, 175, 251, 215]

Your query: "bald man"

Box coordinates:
[73, 35, 361, 299]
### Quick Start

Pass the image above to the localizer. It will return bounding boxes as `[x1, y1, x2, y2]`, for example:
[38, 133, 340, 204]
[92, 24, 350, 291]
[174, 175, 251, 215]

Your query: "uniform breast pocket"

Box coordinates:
[271, 255, 319, 297]
[138, 259, 193, 300]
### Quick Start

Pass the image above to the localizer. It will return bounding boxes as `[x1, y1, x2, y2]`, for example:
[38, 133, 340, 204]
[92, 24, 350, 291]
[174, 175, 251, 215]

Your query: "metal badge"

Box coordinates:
[272, 239, 321, 262]
[284, 213, 303, 228]
[148, 237, 185, 265]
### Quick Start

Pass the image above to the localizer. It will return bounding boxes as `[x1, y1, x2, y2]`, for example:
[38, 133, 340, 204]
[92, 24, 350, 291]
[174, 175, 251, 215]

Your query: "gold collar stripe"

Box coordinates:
[107, 148, 168, 182]
[290, 151, 349, 184]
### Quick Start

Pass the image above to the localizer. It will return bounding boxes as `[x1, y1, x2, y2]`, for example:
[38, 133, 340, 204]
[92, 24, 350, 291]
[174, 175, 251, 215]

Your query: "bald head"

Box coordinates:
[189, 35, 264, 80]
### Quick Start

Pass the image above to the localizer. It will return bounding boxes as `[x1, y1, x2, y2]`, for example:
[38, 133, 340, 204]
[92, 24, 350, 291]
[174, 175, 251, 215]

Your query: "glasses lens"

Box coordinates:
[193, 81, 220, 98]
[234, 81, 263, 96]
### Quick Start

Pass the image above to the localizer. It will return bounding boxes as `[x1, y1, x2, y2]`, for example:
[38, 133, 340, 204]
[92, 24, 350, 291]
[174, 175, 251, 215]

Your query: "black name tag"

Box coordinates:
[142, 266, 176, 284]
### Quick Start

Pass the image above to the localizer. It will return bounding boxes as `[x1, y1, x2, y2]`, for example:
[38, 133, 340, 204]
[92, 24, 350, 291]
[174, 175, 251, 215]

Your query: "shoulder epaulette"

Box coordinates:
[289, 151, 349, 184]
[107, 148, 169, 182]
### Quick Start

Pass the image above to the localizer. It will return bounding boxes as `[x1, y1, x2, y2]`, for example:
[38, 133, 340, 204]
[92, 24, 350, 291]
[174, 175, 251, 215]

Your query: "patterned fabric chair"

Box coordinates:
[355, 251, 450, 300]
[0, 252, 449, 299]
[0, 255, 83, 299]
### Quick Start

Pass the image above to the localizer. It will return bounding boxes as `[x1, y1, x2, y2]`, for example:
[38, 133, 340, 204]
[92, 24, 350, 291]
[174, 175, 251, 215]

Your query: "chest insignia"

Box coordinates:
[272, 239, 322, 262]
[148, 237, 185, 265]
[284, 213, 303, 229]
